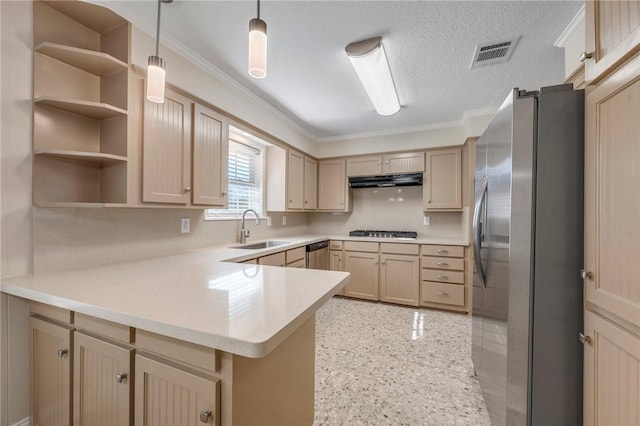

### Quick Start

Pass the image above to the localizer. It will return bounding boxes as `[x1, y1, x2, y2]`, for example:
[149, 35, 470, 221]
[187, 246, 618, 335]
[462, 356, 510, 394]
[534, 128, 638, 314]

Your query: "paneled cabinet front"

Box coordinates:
[329, 249, 345, 296]
[318, 159, 350, 211]
[379, 254, 420, 306]
[143, 88, 228, 207]
[286, 149, 305, 209]
[424, 148, 462, 210]
[73, 332, 133, 426]
[343, 251, 379, 301]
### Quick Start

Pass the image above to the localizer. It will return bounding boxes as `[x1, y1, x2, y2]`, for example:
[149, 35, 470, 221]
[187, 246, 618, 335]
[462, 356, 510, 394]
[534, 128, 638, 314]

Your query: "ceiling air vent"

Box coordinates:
[470, 36, 521, 68]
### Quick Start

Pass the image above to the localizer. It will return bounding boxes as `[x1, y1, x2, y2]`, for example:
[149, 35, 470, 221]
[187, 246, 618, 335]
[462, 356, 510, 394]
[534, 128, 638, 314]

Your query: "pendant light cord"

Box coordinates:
[257, 0, 260, 19]
[155, 0, 162, 56]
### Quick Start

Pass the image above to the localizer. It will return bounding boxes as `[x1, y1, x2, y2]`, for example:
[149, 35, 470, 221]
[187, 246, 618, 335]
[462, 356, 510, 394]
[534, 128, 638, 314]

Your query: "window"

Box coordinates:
[206, 138, 265, 219]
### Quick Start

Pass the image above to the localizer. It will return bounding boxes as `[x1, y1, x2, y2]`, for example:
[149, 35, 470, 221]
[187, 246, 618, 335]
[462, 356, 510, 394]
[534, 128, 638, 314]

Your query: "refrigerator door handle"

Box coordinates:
[473, 177, 488, 288]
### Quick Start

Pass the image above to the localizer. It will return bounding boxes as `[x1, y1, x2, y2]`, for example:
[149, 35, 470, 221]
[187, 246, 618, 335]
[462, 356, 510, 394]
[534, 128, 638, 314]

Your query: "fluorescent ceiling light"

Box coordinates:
[345, 37, 400, 116]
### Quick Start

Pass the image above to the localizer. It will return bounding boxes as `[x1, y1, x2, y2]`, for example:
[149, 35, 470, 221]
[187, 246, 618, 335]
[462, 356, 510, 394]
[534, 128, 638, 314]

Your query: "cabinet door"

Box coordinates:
[584, 55, 640, 327]
[343, 251, 379, 301]
[384, 152, 425, 174]
[258, 251, 286, 267]
[583, 311, 640, 426]
[424, 148, 462, 210]
[135, 355, 220, 426]
[143, 88, 192, 204]
[192, 104, 228, 207]
[74, 332, 133, 426]
[380, 254, 419, 306]
[346, 155, 382, 177]
[329, 250, 344, 295]
[30, 317, 73, 426]
[318, 159, 348, 211]
[585, 0, 640, 84]
[287, 149, 304, 210]
[303, 156, 317, 210]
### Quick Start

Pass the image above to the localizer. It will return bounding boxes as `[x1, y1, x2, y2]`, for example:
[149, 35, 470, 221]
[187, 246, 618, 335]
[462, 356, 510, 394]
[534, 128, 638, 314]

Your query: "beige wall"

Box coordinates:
[309, 186, 468, 241]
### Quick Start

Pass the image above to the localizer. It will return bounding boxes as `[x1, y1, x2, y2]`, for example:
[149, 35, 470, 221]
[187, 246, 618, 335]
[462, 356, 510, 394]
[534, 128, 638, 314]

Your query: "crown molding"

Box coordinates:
[462, 107, 499, 121]
[554, 4, 585, 48]
[315, 119, 465, 143]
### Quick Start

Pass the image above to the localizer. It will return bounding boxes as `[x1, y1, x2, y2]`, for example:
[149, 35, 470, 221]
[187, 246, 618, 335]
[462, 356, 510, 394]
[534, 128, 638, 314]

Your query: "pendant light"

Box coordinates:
[248, 0, 267, 79]
[147, 0, 173, 103]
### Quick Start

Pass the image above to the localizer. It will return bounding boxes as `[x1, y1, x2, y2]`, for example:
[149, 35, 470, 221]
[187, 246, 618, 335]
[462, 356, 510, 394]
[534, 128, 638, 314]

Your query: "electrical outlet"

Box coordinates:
[282, 215, 287, 226]
[423, 216, 431, 226]
[266, 216, 272, 226]
[181, 217, 190, 233]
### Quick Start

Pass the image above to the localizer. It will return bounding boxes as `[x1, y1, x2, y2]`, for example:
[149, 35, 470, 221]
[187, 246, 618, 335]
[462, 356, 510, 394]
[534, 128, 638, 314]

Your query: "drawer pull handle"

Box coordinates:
[115, 373, 127, 383]
[579, 333, 593, 346]
[437, 262, 449, 267]
[437, 275, 449, 280]
[200, 410, 212, 423]
[437, 292, 449, 297]
[580, 269, 594, 280]
[184, 186, 191, 193]
[437, 249, 449, 254]
[579, 51, 594, 63]
[57, 349, 68, 358]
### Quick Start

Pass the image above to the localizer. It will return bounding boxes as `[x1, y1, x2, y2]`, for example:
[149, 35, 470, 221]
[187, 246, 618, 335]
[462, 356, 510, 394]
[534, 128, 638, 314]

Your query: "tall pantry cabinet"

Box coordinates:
[581, 1, 640, 424]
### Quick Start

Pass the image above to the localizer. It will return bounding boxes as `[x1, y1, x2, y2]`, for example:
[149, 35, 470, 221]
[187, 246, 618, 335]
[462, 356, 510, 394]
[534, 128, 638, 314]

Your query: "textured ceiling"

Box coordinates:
[95, 1, 582, 141]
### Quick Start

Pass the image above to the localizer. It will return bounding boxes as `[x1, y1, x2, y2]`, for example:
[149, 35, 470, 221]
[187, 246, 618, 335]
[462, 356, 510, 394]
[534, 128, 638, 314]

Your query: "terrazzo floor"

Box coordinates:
[313, 298, 491, 426]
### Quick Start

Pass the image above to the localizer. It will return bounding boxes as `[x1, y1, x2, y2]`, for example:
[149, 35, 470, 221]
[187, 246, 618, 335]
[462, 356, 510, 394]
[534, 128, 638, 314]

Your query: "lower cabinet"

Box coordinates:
[329, 249, 344, 296]
[135, 354, 220, 426]
[258, 251, 286, 267]
[343, 251, 379, 301]
[379, 254, 420, 307]
[583, 311, 640, 426]
[419, 245, 467, 312]
[30, 317, 74, 426]
[74, 332, 133, 425]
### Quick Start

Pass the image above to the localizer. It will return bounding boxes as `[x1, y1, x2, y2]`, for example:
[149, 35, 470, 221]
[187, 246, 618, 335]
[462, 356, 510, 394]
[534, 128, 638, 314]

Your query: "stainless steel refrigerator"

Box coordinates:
[472, 84, 584, 426]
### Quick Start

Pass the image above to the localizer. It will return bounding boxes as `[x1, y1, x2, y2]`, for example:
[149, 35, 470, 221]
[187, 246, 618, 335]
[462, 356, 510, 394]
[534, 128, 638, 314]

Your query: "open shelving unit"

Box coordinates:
[33, 0, 131, 206]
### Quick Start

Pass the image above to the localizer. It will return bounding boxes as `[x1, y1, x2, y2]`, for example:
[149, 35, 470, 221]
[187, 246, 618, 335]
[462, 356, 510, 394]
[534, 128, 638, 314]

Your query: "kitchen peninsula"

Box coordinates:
[1, 238, 349, 426]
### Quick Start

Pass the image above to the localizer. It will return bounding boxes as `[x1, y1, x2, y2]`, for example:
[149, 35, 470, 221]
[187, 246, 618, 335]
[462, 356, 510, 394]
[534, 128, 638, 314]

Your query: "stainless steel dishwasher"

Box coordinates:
[306, 241, 328, 270]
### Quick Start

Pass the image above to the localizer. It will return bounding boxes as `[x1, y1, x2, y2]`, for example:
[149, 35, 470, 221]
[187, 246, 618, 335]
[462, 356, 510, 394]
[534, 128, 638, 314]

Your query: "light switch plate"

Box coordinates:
[423, 216, 431, 226]
[266, 216, 272, 226]
[181, 217, 190, 233]
[282, 215, 287, 226]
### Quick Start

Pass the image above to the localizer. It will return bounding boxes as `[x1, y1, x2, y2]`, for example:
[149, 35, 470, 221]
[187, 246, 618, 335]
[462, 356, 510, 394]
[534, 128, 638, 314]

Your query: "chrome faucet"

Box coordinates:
[240, 209, 261, 244]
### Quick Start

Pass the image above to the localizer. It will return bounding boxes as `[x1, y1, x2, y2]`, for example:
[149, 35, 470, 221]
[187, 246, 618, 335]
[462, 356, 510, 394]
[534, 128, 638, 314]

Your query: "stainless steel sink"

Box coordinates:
[230, 241, 289, 250]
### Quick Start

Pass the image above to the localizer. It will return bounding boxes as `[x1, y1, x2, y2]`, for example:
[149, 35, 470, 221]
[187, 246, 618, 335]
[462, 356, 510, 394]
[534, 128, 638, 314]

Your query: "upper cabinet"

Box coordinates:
[266, 147, 316, 212]
[142, 88, 228, 207]
[584, 0, 640, 85]
[318, 159, 351, 211]
[32, 0, 131, 207]
[346, 152, 425, 177]
[423, 147, 462, 210]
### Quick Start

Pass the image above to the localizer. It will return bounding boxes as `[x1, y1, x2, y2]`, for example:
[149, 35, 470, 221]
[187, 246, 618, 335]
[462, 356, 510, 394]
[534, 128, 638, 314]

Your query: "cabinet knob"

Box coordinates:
[382, 260, 386, 265]
[57, 349, 68, 358]
[305, 200, 308, 204]
[427, 199, 432, 204]
[199, 410, 212, 423]
[437, 249, 448, 254]
[115, 373, 127, 383]
[222, 191, 227, 196]
[580, 269, 594, 280]
[184, 187, 191, 193]
[437, 292, 449, 297]
[437, 275, 449, 280]
[579, 51, 594, 63]
[377, 161, 381, 165]
[289, 200, 293, 203]
[579, 333, 593, 346]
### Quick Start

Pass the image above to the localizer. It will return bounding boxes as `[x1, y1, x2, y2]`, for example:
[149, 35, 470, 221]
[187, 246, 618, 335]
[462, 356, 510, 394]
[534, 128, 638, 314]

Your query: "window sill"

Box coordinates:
[204, 216, 269, 222]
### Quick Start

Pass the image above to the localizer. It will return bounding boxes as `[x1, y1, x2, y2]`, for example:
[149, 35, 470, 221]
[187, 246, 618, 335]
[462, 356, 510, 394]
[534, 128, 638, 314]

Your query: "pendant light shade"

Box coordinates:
[248, 0, 267, 79]
[147, 0, 172, 104]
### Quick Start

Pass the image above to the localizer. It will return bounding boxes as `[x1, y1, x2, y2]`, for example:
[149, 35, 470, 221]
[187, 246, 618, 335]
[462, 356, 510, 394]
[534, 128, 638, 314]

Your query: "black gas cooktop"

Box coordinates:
[349, 230, 418, 239]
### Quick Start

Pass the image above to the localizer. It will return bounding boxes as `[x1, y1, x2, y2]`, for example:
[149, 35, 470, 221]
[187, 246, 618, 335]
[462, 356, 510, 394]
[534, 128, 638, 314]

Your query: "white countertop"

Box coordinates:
[0, 233, 467, 358]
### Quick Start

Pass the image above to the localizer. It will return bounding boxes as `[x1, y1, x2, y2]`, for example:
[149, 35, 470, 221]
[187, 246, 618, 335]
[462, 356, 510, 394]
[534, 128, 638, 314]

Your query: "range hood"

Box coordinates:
[348, 173, 423, 188]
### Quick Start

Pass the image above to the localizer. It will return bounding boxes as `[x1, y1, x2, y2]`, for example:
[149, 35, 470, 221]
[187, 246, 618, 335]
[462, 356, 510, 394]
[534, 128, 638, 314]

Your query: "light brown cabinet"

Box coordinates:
[420, 244, 466, 312]
[583, 311, 640, 426]
[346, 152, 425, 176]
[343, 251, 379, 301]
[32, 0, 130, 207]
[303, 156, 318, 210]
[286, 149, 305, 209]
[258, 251, 286, 267]
[329, 247, 345, 296]
[584, 0, 640, 85]
[30, 316, 74, 426]
[379, 254, 420, 306]
[143, 89, 228, 206]
[318, 159, 350, 211]
[423, 147, 462, 210]
[73, 332, 133, 426]
[135, 354, 220, 426]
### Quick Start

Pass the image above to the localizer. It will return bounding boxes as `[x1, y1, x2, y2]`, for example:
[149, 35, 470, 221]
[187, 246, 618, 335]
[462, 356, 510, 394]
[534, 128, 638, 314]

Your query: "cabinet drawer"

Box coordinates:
[286, 246, 305, 264]
[421, 268, 464, 284]
[31, 301, 72, 324]
[380, 243, 419, 255]
[329, 240, 343, 250]
[75, 313, 133, 344]
[287, 259, 306, 268]
[420, 282, 465, 307]
[421, 256, 464, 271]
[344, 241, 378, 253]
[242, 258, 258, 264]
[136, 329, 218, 373]
[421, 245, 464, 258]
[258, 251, 286, 266]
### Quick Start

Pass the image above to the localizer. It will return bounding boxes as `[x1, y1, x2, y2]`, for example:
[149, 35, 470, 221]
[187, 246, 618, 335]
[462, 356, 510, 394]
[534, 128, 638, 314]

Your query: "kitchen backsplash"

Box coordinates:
[308, 186, 468, 240]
